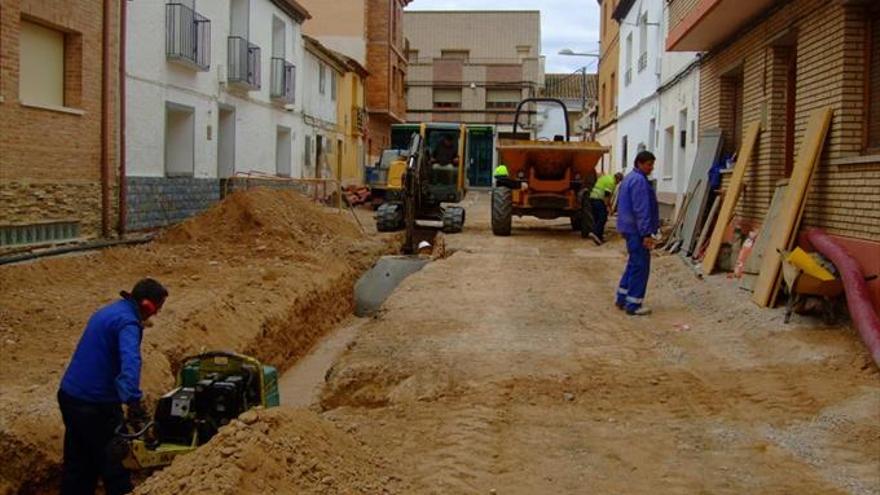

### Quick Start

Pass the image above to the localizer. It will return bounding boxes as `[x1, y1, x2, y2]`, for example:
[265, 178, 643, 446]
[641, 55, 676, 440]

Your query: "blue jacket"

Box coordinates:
[616, 169, 660, 237]
[60, 299, 144, 404]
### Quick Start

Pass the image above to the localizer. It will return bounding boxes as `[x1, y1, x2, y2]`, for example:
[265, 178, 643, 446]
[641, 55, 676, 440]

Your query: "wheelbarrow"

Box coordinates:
[779, 247, 843, 324]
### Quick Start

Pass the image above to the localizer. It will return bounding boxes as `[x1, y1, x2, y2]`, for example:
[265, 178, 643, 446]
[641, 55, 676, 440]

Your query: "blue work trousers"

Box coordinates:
[616, 234, 651, 312]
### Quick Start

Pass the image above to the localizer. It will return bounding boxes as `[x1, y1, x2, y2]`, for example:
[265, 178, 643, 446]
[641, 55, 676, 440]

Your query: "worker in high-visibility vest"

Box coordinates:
[588, 172, 623, 245]
[494, 164, 522, 189]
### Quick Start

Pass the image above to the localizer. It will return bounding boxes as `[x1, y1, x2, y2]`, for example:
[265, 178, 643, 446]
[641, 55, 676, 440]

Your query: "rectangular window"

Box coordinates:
[625, 33, 633, 85]
[331, 71, 337, 101]
[304, 135, 312, 170]
[319, 63, 326, 94]
[621, 135, 629, 169]
[866, 6, 880, 150]
[486, 89, 520, 109]
[19, 20, 66, 107]
[433, 88, 462, 109]
[441, 50, 469, 61]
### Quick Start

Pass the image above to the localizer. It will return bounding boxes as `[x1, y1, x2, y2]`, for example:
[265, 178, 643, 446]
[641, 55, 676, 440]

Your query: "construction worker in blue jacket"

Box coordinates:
[616, 151, 660, 316]
[58, 278, 168, 495]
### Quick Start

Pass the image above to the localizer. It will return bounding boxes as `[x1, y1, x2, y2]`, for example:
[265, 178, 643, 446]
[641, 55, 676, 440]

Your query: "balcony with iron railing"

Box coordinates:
[270, 58, 295, 103]
[637, 52, 648, 73]
[228, 37, 261, 90]
[352, 106, 367, 135]
[165, 2, 211, 71]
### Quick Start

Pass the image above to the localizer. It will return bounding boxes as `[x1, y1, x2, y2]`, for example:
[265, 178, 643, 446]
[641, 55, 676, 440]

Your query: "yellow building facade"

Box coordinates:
[334, 54, 369, 185]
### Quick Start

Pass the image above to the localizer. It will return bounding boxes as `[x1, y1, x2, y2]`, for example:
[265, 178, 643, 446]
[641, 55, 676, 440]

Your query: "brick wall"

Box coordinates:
[699, 0, 880, 242]
[0, 0, 120, 239]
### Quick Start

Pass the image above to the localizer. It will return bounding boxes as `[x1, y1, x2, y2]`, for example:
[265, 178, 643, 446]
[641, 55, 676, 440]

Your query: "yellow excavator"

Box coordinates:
[376, 123, 468, 244]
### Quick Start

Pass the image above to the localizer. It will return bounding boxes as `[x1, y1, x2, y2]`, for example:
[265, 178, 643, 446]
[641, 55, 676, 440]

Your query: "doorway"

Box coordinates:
[337, 139, 344, 182]
[165, 102, 195, 177]
[467, 127, 494, 187]
[218, 106, 235, 178]
[276, 126, 292, 177]
[315, 135, 324, 178]
[784, 49, 797, 177]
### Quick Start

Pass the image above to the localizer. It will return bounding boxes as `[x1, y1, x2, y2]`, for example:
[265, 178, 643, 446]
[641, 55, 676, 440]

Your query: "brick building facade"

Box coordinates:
[366, 0, 410, 163]
[668, 0, 880, 307]
[0, 0, 120, 248]
[299, 0, 410, 165]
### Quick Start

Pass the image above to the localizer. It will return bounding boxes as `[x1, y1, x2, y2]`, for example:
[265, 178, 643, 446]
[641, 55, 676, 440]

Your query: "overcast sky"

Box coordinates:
[405, 0, 601, 75]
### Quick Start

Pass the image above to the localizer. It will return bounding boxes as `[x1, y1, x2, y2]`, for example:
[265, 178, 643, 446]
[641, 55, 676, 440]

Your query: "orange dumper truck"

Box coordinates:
[492, 98, 609, 237]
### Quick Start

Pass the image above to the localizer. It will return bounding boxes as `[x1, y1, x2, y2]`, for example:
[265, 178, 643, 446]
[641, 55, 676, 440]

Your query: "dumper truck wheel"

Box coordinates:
[580, 201, 595, 239]
[376, 203, 403, 232]
[442, 206, 466, 233]
[491, 187, 513, 236]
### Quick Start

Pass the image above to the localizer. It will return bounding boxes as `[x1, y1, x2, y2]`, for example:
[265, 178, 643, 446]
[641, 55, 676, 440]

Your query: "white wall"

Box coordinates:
[656, 67, 700, 198]
[615, 0, 701, 205]
[125, 0, 306, 179]
[301, 46, 341, 178]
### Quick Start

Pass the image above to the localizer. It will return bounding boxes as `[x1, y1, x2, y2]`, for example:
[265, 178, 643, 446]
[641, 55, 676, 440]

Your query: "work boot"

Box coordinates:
[588, 232, 603, 246]
[615, 301, 625, 311]
[626, 307, 652, 316]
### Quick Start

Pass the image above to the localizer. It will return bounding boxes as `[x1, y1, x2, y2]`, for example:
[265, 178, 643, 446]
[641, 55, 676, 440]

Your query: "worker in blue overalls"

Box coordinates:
[57, 278, 168, 495]
[616, 151, 660, 316]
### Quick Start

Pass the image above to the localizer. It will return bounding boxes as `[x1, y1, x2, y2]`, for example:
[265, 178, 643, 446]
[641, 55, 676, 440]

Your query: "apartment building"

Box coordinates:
[124, 0, 310, 230]
[0, 0, 121, 249]
[301, 35, 345, 181]
[596, 0, 619, 173]
[614, 0, 700, 218]
[404, 10, 544, 136]
[299, 0, 411, 165]
[667, 0, 880, 307]
[335, 54, 370, 185]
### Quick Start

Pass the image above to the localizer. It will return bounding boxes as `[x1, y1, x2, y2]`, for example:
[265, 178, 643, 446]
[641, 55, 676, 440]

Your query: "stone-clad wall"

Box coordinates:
[0, 180, 105, 239]
[125, 177, 220, 231]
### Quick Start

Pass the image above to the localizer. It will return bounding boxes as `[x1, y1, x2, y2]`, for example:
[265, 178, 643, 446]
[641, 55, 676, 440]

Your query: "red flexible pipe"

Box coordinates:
[806, 228, 880, 367]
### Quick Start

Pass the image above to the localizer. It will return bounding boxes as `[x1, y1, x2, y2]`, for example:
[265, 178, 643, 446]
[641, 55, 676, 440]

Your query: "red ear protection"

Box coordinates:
[140, 299, 158, 318]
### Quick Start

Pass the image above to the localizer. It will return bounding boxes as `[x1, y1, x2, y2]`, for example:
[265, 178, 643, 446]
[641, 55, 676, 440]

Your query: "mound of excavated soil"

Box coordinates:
[134, 408, 407, 495]
[160, 188, 363, 248]
[0, 188, 395, 494]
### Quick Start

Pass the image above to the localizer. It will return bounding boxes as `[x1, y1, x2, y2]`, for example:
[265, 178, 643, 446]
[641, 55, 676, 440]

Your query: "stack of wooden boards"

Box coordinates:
[670, 108, 833, 308]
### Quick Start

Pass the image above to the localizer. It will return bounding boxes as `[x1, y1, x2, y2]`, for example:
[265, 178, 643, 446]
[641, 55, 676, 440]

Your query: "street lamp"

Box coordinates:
[559, 48, 600, 58]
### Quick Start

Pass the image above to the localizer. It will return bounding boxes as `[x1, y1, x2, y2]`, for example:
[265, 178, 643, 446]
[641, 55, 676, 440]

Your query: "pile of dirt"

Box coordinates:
[134, 408, 407, 495]
[0, 188, 395, 494]
[160, 188, 363, 249]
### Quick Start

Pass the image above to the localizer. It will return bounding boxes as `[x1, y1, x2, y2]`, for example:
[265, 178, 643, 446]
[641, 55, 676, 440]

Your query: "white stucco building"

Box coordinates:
[301, 35, 344, 180]
[613, 0, 700, 218]
[125, 0, 310, 229]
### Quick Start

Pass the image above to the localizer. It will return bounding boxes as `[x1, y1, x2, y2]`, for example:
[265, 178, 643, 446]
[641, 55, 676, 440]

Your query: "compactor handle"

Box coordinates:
[513, 98, 570, 142]
[114, 421, 154, 440]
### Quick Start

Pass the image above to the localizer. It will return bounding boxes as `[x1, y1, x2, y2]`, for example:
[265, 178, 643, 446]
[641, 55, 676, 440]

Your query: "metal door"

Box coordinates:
[467, 128, 494, 188]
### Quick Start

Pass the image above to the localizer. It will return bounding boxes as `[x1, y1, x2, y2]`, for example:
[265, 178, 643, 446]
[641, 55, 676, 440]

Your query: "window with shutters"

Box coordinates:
[486, 89, 520, 109]
[433, 88, 461, 109]
[866, 6, 880, 151]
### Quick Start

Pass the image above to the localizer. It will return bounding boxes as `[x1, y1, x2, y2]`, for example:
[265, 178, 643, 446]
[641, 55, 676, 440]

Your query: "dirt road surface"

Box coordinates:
[318, 191, 880, 494]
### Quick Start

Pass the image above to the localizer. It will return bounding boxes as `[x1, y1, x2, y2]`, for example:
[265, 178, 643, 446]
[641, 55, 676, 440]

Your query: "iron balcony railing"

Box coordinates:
[270, 58, 296, 103]
[228, 36, 261, 90]
[637, 52, 648, 72]
[352, 106, 367, 134]
[166, 3, 211, 71]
